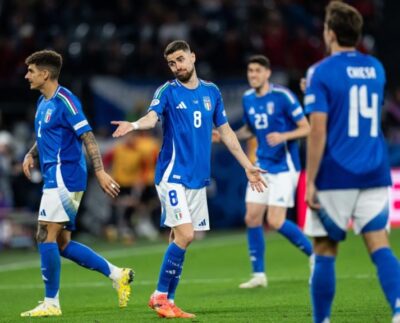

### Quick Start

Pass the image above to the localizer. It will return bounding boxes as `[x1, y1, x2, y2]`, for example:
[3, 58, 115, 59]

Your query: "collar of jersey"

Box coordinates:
[255, 83, 274, 98]
[43, 85, 61, 102]
[175, 78, 200, 91]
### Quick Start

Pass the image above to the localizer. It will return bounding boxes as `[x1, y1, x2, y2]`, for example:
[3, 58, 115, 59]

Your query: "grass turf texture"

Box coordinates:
[0, 229, 399, 322]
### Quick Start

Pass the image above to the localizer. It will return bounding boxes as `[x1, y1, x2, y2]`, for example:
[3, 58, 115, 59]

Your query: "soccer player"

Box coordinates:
[234, 55, 312, 288]
[21, 50, 134, 317]
[304, 2, 400, 323]
[111, 40, 266, 318]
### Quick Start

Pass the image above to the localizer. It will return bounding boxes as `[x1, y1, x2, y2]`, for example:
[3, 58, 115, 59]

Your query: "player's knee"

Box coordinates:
[245, 212, 262, 227]
[267, 216, 284, 230]
[176, 231, 195, 248]
[314, 237, 338, 256]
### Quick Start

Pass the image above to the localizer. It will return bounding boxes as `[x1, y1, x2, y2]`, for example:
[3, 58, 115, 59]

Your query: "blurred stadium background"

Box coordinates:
[0, 0, 400, 321]
[1, 0, 399, 248]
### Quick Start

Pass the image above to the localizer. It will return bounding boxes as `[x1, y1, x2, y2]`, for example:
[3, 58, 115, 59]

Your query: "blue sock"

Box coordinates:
[371, 247, 400, 315]
[278, 220, 313, 257]
[168, 254, 185, 301]
[38, 242, 61, 298]
[157, 242, 186, 293]
[60, 241, 111, 277]
[247, 226, 265, 273]
[311, 255, 335, 323]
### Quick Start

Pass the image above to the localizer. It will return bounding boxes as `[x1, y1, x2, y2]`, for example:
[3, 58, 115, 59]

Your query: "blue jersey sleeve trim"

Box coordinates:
[271, 87, 296, 104]
[154, 82, 170, 99]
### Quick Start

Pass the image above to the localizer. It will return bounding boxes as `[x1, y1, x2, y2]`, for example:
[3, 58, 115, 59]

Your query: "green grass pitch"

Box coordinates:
[0, 229, 399, 322]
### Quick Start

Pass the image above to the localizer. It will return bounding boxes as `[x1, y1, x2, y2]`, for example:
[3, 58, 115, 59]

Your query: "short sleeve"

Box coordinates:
[58, 91, 92, 137]
[283, 90, 305, 123]
[213, 87, 228, 127]
[304, 66, 329, 114]
[147, 82, 169, 117]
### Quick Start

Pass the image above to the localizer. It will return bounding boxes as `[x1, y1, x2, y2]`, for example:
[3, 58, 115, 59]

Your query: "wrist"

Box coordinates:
[95, 168, 105, 175]
[131, 122, 139, 130]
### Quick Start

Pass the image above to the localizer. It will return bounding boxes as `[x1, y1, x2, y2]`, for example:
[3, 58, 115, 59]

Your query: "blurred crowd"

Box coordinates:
[0, 0, 382, 83]
[1, 0, 400, 248]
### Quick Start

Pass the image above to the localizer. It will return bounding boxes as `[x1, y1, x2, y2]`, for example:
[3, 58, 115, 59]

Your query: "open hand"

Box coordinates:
[111, 121, 134, 138]
[245, 166, 267, 192]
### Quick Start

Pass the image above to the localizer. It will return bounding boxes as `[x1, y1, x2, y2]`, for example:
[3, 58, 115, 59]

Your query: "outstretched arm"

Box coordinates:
[212, 124, 253, 143]
[81, 131, 120, 198]
[217, 123, 267, 192]
[111, 111, 158, 138]
[235, 124, 254, 141]
[22, 142, 38, 180]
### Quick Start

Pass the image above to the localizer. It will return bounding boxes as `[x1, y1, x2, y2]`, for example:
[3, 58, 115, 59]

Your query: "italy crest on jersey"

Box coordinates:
[203, 96, 212, 111]
[174, 208, 183, 220]
[45, 109, 53, 123]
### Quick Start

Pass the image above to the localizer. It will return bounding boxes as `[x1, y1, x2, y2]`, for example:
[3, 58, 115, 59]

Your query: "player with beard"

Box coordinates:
[111, 40, 266, 319]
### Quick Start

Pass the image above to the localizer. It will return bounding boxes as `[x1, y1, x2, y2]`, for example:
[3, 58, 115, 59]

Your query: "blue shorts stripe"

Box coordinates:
[361, 204, 389, 234]
[58, 188, 79, 231]
[317, 208, 347, 241]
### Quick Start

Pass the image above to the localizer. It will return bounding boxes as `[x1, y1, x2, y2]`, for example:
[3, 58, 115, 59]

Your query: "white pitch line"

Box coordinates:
[0, 274, 374, 290]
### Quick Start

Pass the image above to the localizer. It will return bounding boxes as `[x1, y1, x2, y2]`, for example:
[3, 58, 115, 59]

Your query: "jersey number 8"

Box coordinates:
[194, 111, 202, 128]
[169, 190, 179, 206]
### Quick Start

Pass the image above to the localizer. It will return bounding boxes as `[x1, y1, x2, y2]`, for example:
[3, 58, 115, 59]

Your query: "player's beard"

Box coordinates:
[175, 66, 195, 83]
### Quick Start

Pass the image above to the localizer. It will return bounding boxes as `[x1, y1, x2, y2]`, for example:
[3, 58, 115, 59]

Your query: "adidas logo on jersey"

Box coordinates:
[39, 209, 47, 216]
[176, 102, 187, 109]
[198, 219, 207, 227]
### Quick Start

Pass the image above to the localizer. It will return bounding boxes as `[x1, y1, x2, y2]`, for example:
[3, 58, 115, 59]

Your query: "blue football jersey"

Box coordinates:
[304, 50, 392, 190]
[148, 79, 228, 189]
[35, 86, 92, 191]
[242, 84, 305, 174]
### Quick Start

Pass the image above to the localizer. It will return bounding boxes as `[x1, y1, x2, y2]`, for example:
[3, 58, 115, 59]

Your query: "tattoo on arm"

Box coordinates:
[36, 224, 48, 243]
[81, 131, 104, 172]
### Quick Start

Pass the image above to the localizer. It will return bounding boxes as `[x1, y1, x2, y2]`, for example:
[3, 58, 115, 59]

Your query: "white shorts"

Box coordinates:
[304, 187, 390, 241]
[245, 171, 299, 207]
[38, 188, 84, 231]
[156, 181, 210, 231]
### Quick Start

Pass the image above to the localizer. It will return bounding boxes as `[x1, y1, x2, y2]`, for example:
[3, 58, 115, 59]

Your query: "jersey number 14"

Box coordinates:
[348, 85, 378, 137]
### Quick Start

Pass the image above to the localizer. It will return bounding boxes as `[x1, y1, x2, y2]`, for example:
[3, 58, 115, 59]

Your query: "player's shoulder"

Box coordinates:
[55, 86, 80, 114]
[306, 56, 332, 78]
[200, 79, 219, 89]
[199, 79, 223, 100]
[358, 52, 384, 70]
[270, 84, 297, 104]
[153, 80, 175, 98]
[243, 88, 255, 98]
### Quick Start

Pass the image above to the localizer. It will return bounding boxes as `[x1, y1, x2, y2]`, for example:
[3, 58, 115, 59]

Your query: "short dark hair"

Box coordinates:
[164, 40, 191, 57]
[25, 50, 63, 80]
[247, 55, 271, 69]
[325, 1, 363, 47]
